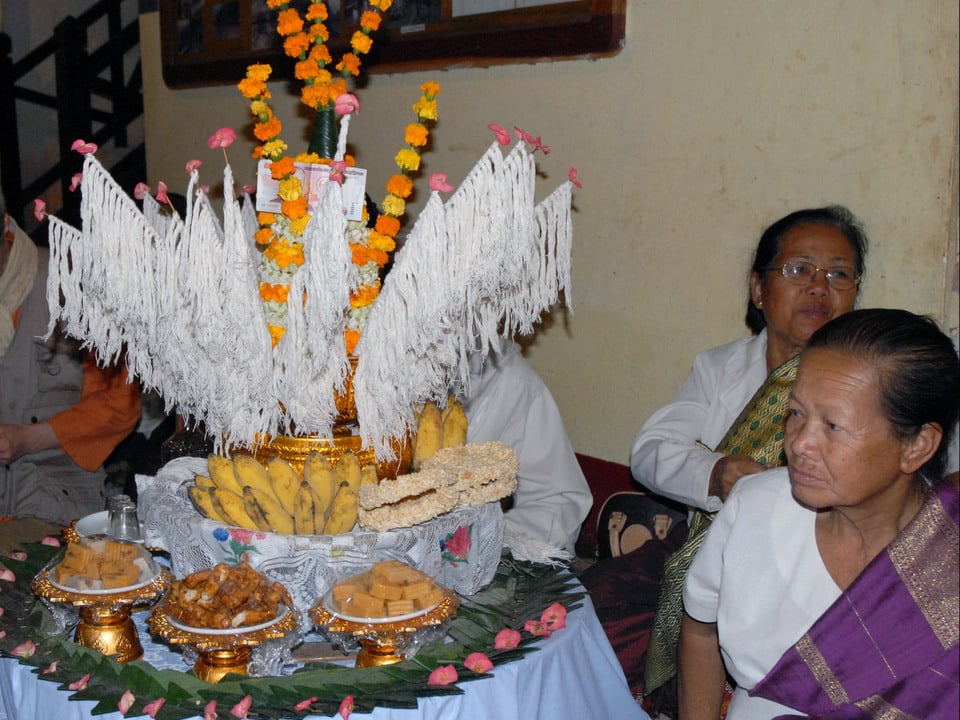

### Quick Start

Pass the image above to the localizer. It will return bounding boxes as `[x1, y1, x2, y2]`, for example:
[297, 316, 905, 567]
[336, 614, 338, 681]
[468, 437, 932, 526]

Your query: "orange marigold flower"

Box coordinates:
[252, 146, 266, 159]
[420, 80, 441, 98]
[289, 214, 310, 236]
[369, 0, 394, 10]
[350, 284, 381, 308]
[295, 58, 321, 81]
[360, 11, 382, 31]
[369, 248, 389, 266]
[259, 283, 290, 303]
[282, 195, 309, 220]
[306, 2, 328, 21]
[255, 227, 275, 245]
[270, 324, 286, 347]
[337, 53, 362, 77]
[375, 215, 401, 237]
[386, 174, 414, 198]
[413, 97, 438, 121]
[238, 77, 266, 99]
[270, 157, 295, 180]
[309, 43, 333, 66]
[350, 243, 373, 266]
[309, 22, 330, 44]
[382, 194, 406, 217]
[263, 139, 288, 159]
[295, 152, 321, 164]
[257, 211, 277, 226]
[301, 84, 326, 109]
[284, 32, 310, 58]
[311, 67, 333, 86]
[330, 78, 348, 98]
[367, 230, 397, 253]
[247, 63, 272, 82]
[278, 176, 302, 201]
[277, 8, 304, 36]
[350, 30, 373, 55]
[250, 100, 271, 118]
[345, 329, 360, 355]
[344, 154, 356, 167]
[266, 240, 305, 268]
[404, 123, 429, 147]
[254, 117, 282, 141]
[266, 0, 285, 8]
[395, 148, 421, 172]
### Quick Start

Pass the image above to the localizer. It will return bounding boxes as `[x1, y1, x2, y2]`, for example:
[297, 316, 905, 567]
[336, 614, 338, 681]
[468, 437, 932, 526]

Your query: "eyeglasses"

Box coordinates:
[765, 261, 860, 291]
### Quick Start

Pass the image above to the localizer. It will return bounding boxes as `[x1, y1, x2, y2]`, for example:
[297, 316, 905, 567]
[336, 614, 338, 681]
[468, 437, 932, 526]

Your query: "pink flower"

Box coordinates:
[541, 602, 567, 631]
[494, 628, 521, 649]
[42, 661, 58, 674]
[530, 135, 550, 154]
[203, 699, 217, 720]
[68, 673, 91, 691]
[0, 569, 15, 582]
[335, 93, 360, 115]
[338, 695, 354, 719]
[0, 631, 5, 639]
[70, 139, 98, 155]
[294, 697, 317, 712]
[568, 167, 582, 189]
[329, 160, 347, 184]
[199, 185, 210, 194]
[144, 698, 166, 718]
[156, 181, 169, 204]
[208, 127, 236, 149]
[513, 126, 535, 144]
[33, 199, 47, 222]
[185, 159, 202, 174]
[41, 536, 61, 547]
[487, 123, 511, 145]
[429, 173, 455, 192]
[524, 618, 551, 637]
[428, 665, 458, 686]
[7, 551, 27, 560]
[464, 652, 493, 673]
[231, 694, 253, 718]
[443, 526, 471, 558]
[118, 690, 135, 715]
[69, 173, 82, 192]
[242, 184, 256, 195]
[134, 182, 152, 200]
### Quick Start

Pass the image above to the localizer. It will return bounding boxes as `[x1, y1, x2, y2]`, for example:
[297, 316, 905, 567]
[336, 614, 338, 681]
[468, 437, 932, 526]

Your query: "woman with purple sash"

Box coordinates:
[679, 309, 959, 719]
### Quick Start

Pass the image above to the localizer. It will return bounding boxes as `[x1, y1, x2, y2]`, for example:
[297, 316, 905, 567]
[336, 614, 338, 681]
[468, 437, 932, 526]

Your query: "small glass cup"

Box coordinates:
[107, 495, 141, 542]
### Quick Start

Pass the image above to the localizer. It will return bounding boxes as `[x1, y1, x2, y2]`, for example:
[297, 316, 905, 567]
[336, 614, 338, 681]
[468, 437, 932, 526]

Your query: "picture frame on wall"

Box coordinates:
[159, 0, 625, 88]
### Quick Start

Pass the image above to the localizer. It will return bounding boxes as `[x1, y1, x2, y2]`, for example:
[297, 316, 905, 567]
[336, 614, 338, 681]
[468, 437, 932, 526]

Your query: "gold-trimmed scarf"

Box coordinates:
[644, 353, 800, 694]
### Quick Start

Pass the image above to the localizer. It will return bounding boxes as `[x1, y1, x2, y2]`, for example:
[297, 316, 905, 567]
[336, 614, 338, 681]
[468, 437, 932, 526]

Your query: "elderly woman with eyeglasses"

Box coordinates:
[580, 206, 870, 708]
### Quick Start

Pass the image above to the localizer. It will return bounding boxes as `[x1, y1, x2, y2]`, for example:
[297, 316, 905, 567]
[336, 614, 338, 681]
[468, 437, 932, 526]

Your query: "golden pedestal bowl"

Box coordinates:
[32, 567, 172, 663]
[311, 589, 459, 667]
[146, 602, 300, 683]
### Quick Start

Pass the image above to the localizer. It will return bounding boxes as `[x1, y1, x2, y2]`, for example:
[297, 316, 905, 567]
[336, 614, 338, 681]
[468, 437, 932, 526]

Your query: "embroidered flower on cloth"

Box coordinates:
[440, 525, 471, 565]
[213, 527, 266, 564]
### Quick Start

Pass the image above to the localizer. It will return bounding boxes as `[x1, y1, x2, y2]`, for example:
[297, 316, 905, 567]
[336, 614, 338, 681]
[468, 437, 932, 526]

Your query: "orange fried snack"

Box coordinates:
[166, 562, 290, 630]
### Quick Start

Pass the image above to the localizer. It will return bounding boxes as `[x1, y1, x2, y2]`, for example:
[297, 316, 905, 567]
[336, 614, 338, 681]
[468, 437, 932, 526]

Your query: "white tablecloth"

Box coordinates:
[0, 592, 647, 720]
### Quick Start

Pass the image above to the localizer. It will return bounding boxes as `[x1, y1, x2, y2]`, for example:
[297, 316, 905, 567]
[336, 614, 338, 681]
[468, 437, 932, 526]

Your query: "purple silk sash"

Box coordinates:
[751, 484, 959, 719]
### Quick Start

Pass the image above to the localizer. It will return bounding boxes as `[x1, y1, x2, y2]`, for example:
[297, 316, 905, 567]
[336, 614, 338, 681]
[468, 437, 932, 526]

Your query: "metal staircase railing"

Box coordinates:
[0, 0, 143, 239]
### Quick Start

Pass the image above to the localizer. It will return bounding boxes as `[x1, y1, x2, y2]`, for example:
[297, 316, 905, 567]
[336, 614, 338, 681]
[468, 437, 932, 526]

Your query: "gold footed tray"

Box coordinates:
[32, 567, 171, 663]
[146, 602, 300, 682]
[311, 589, 459, 667]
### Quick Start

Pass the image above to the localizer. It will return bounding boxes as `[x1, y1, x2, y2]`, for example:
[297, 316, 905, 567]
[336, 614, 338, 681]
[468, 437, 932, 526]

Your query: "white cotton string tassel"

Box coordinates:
[44, 216, 82, 337]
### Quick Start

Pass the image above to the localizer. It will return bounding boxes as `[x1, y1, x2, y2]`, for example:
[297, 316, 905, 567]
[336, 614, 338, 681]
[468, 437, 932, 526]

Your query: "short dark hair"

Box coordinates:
[746, 206, 869, 334]
[805, 308, 960, 482]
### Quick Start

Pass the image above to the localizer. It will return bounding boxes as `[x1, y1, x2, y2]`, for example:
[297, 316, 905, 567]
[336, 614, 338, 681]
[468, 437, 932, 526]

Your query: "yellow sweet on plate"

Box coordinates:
[330, 560, 443, 619]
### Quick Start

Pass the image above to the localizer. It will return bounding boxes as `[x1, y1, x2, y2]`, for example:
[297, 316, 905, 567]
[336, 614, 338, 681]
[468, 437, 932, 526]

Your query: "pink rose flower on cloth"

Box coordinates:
[464, 652, 494, 673]
[441, 525, 471, 564]
[541, 602, 567, 631]
[494, 628, 521, 649]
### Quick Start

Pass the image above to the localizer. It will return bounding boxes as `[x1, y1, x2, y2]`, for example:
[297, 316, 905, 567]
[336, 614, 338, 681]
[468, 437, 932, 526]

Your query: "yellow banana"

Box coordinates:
[211, 487, 261, 530]
[325, 484, 358, 535]
[334, 450, 362, 495]
[412, 401, 443, 469]
[441, 396, 468, 448]
[208, 454, 243, 496]
[189, 486, 227, 523]
[234, 455, 271, 496]
[267, 456, 301, 510]
[293, 482, 318, 536]
[242, 485, 295, 535]
[194, 474, 216, 490]
[304, 451, 337, 516]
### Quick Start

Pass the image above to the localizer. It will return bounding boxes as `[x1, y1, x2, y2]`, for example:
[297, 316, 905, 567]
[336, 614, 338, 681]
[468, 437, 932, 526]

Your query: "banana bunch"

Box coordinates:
[412, 396, 468, 469]
[189, 451, 377, 536]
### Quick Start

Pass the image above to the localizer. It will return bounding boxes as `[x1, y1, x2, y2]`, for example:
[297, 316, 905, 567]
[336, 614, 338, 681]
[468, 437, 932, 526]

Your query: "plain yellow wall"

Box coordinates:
[139, 2, 959, 464]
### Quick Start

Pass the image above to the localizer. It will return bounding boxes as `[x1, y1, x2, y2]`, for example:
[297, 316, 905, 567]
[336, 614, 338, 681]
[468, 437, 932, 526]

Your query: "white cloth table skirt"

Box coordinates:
[0, 592, 647, 720]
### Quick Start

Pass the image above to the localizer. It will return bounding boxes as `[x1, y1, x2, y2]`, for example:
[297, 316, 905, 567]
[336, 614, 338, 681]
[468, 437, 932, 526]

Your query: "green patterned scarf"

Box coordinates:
[643, 353, 799, 694]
